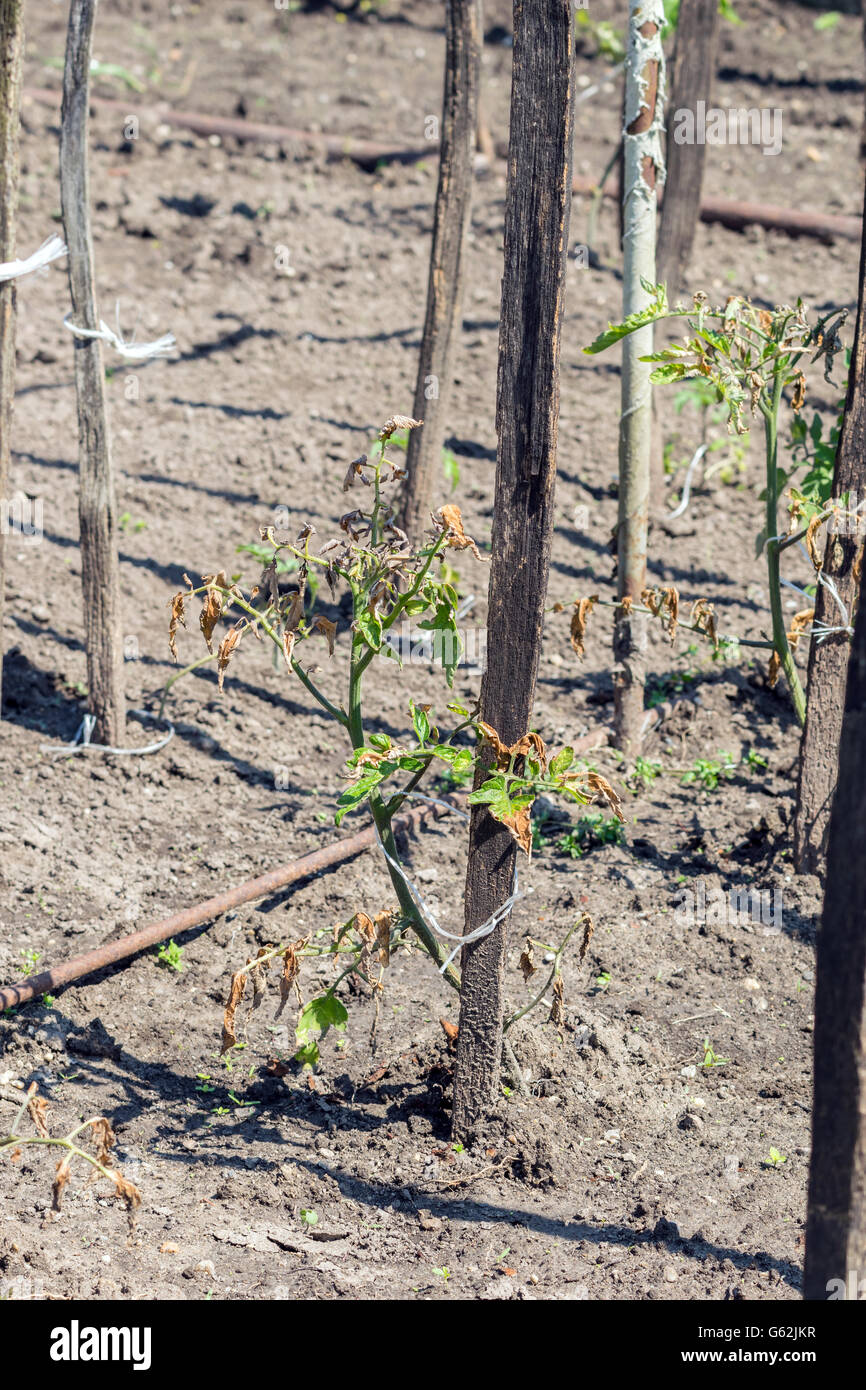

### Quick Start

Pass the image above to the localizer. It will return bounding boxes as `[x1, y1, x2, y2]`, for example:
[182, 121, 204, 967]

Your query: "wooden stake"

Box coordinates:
[399, 0, 481, 543]
[60, 0, 125, 745]
[451, 0, 576, 1140]
[804, 518, 866, 1297]
[795, 174, 866, 876]
[656, 0, 719, 296]
[0, 0, 24, 716]
[614, 0, 666, 756]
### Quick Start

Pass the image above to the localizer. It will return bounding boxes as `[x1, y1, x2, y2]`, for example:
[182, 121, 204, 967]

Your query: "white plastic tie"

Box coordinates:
[63, 301, 176, 361]
[374, 794, 532, 972]
[41, 708, 174, 759]
[0, 234, 67, 283]
[668, 444, 708, 520]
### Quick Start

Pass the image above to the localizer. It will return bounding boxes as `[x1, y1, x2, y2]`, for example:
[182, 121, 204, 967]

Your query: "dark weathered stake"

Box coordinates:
[794, 175, 866, 876]
[451, 0, 576, 1140]
[60, 0, 125, 745]
[804, 530, 866, 1298]
[656, 0, 719, 297]
[0, 0, 24, 716]
[399, 0, 481, 543]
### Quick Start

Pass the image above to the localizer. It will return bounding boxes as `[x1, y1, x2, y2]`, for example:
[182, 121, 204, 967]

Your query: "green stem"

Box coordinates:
[763, 371, 807, 726]
[347, 633, 461, 991]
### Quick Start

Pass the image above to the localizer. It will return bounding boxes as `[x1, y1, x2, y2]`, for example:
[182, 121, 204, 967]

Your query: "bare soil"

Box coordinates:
[0, 0, 860, 1301]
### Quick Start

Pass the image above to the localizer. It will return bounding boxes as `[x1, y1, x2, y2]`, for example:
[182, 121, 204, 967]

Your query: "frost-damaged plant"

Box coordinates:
[582, 287, 848, 726]
[168, 416, 623, 1063]
[0, 1082, 141, 1226]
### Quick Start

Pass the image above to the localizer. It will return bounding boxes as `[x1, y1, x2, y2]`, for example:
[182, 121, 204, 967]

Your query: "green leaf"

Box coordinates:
[293, 1040, 320, 1067]
[369, 733, 392, 751]
[647, 362, 693, 385]
[549, 746, 575, 777]
[355, 609, 382, 651]
[584, 284, 670, 354]
[410, 701, 430, 744]
[335, 770, 383, 826]
[296, 994, 348, 1043]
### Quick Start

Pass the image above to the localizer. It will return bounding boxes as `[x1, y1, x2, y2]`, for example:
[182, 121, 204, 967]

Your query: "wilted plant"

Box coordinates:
[168, 417, 622, 1065]
[581, 286, 849, 727]
[0, 1083, 141, 1227]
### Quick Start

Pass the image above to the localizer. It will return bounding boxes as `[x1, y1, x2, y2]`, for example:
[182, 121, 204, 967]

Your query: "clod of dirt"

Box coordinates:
[65, 1018, 121, 1061]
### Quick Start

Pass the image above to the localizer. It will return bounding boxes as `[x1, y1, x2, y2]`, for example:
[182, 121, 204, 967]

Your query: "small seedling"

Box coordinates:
[300, 1208, 318, 1226]
[682, 753, 735, 792]
[432, 1266, 450, 1280]
[701, 1038, 729, 1070]
[155, 939, 184, 973]
[744, 749, 768, 771]
[768, 1147, 787, 1168]
[557, 813, 625, 859]
[595, 970, 612, 992]
[19, 948, 40, 978]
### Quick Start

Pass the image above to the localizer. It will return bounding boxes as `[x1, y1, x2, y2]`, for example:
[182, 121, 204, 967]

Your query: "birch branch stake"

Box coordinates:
[0, 0, 24, 717]
[60, 0, 125, 746]
[614, 0, 666, 755]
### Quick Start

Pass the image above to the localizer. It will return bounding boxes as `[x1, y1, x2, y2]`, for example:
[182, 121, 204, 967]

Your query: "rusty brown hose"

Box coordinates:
[0, 797, 460, 1012]
[21, 85, 862, 242]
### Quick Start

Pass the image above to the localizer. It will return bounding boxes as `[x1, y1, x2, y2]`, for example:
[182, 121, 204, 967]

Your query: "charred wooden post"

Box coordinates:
[451, 0, 576, 1139]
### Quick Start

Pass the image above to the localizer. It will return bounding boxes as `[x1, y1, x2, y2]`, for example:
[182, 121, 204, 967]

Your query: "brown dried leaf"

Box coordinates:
[276, 941, 304, 1019]
[440, 1018, 459, 1048]
[379, 415, 422, 442]
[791, 371, 806, 414]
[805, 515, 824, 571]
[168, 592, 186, 662]
[343, 455, 371, 491]
[313, 616, 337, 655]
[642, 585, 679, 645]
[249, 948, 270, 1015]
[282, 628, 296, 672]
[570, 596, 598, 659]
[109, 1168, 142, 1216]
[52, 1156, 72, 1212]
[501, 803, 532, 856]
[90, 1116, 115, 1167]
[221, 970, 247, 1054]
[585, 771, 625, 823]
[787, 608, 814, 653]
[27, 1092, 50, 1140]
[478, 721, 547, 775]
[435, 504, 484, 562]
[374, 910, 395, 967]
[767, 650, 782, 688]
[578, 912, 595, 965]
[619, 595, 634, 617]
[548, 975, 565, 1028]
[691, 598, 719, 647]
[339, 509, 370, 541]
[519, 940, 537, 983]
[199, 571, 228, 652]
[217, 625, 243, 693]
[284, 591, 305, 634]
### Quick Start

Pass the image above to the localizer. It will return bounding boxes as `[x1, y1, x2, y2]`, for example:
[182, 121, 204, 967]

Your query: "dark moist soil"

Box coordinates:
[0, 0, 858, 1301]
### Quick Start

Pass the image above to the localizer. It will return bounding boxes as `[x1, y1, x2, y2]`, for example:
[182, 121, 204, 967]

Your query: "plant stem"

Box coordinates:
[764, 369, 807, 725]
[348, 633, 460, 991]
